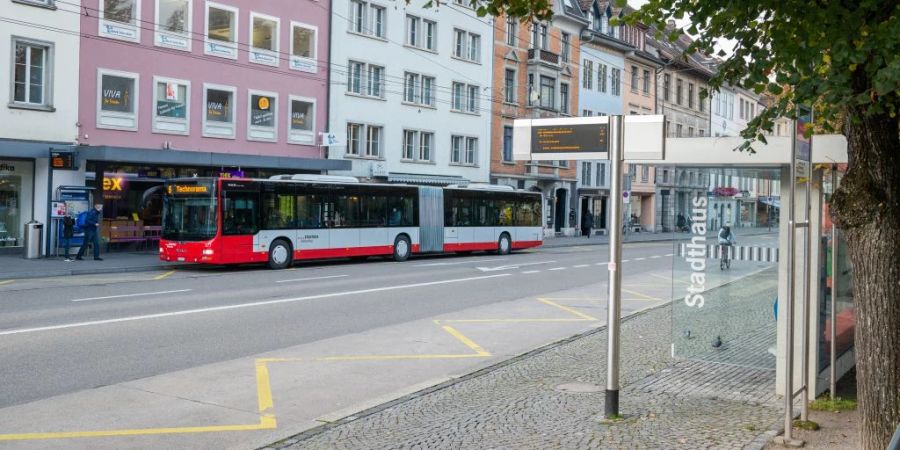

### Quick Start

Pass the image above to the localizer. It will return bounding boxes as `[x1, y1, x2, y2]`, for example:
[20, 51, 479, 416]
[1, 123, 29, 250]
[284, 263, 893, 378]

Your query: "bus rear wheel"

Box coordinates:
[268, 239, 292, 269]
[497, 233, 511, 255]
[393, 235, 411, 262]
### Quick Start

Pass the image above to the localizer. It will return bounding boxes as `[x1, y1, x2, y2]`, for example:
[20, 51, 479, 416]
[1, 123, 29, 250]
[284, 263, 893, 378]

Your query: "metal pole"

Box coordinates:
[605, 115, 625, 418]
[830, 165, 838, 401]
[800, 159, 812, 421]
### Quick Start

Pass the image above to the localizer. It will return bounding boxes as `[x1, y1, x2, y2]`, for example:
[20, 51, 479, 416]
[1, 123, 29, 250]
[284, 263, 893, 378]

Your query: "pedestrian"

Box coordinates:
[62, 213, 75, 262]
[76, 203, 104, 261]
[582, 212, 594, 238]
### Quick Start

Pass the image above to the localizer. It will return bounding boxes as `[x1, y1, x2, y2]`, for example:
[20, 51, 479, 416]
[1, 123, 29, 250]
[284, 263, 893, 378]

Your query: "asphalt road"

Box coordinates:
[0, 236, 778, 449]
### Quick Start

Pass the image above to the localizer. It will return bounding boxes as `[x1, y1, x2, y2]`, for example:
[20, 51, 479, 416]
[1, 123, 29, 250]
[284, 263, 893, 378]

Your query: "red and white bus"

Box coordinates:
[160, 175, 543, 268]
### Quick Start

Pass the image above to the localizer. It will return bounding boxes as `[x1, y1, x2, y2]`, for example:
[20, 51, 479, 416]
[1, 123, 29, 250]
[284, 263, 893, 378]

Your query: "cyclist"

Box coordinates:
[718, 223, 736, 269]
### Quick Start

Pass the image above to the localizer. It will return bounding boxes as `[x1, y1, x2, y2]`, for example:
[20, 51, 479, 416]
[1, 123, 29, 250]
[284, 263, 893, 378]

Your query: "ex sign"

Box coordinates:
[513, 115, 665, 161]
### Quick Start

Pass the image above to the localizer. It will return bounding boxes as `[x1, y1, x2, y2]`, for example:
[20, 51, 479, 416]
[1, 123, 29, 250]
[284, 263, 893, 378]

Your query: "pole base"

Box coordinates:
[604, 389, 619, 418]
[772, 436, 805, 447]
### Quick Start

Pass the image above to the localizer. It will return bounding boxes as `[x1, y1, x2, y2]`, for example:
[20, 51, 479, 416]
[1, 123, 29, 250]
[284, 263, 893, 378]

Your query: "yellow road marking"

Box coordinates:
[538, 298, 599, 321]
[255, 362, 274, 414]
[440, 324, 491, 356]
[438, 318, 588, 324]
[648, 273, 690, 285]
[621, 287, 661, 301]
[0, 418, 276, 441]
[319, 353, 486, 361]
[0, 280, 14, 286]
[153, 270, 176, 281]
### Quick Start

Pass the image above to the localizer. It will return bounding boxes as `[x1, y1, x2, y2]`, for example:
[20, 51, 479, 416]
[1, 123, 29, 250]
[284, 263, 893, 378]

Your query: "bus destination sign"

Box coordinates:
[167, 181, 213, 196]
[531, 123, 609, 155]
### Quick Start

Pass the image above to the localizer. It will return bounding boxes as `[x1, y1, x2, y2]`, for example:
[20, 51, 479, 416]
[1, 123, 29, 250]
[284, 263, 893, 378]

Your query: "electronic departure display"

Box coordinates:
[530, 123, 609, 155]
[50, 151, 76, 170]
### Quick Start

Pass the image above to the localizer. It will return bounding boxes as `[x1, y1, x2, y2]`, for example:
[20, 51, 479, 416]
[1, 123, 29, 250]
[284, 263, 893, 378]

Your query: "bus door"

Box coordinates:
[296, 189, 330, 257]
[220, 181, 261, 262]
[418, 187, 444, 252]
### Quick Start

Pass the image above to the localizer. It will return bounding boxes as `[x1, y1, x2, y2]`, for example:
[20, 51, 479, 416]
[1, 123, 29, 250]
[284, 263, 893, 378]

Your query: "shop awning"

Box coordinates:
[0, 139, 75, 159]
[77, 145, 350, 172]
[387, 173, 470, 186]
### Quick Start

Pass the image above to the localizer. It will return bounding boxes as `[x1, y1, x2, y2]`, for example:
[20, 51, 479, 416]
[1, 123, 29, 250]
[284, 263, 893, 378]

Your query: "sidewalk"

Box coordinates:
[266, 269, 788, 450]
[0, 251, 182, 280]
[541, 225, 777, 248]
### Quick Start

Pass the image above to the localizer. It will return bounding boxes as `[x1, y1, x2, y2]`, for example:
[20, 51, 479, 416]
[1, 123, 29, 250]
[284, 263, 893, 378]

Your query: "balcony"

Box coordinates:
[527, 48, 559, 68]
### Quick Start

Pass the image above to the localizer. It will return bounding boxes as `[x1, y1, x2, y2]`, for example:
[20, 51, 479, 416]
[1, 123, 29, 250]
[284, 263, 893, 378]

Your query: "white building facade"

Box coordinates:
[327, 0, 494, 185]
[1, 0, 82, 254]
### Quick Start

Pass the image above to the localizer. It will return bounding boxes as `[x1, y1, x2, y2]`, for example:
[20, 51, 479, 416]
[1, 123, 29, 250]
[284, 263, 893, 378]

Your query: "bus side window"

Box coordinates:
[223, 191, 259, 235]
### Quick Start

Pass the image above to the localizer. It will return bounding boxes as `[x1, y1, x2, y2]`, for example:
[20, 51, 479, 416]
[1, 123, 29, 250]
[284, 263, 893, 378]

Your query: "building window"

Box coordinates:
[611, 68, 621, 96]
[349, 1, 385, 38]
[366, 125, 382, 157]
[288, 96, 315, 145]
[249, 13, 279, 66]
[676, 78, 683, 105]
[97, 69, 139, 130]
[504, 69, 516, 103]
[561, 32, 570, 63]
[699, 129, 705, 137]
[406, 15, 419, 46]
[502, 126, 513, 162]
[582, 162, 590, 185]
[248, 91, 277, 142]
[560, 83, 569, 115]
[347, 123, 362, 155]
[155, 0, 191, 51]
[152, 77, 189, 135]
[452, 29, 480, 62]
[506, 16, 517, 46]
[540, 24, 548, 50]
[11, 38, 52, 108]
[539, 75, 555, 109]
[630, 65, 638, 93]
[676, 123, 682, 137]
[642, 165, 649, 182]
[663, 74, 670, 101]
[205, 2, 238, 59]
[688, 126, 694, 137]
[527, 73, 534, 106]
[642, 69, 650, 94]
[688, 82, 694, 109]
[100, 0, 141, 42]
[346, 123, 382, 157]
[598, 162, 605, 186]
[531, 23, 548, 50]
[424, 20, 437, 51]
[582, 109, 592, 116]
[598, 64, 607, 93]
[347, 61, 384, 99]
[451, 82, 479, 113]
[582, 59, 593, 90]
[402, 72, 435, 107]
[203, 84, 235, 138]
[401, 130, 434, 162]
[451, 136, 478, 165]
[290, 22, 317, 72]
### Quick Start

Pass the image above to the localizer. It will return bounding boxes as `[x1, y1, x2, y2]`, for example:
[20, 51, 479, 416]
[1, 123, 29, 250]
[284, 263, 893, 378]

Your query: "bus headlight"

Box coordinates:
[202, 249, 214, 256]
[159, 247, 164, 253]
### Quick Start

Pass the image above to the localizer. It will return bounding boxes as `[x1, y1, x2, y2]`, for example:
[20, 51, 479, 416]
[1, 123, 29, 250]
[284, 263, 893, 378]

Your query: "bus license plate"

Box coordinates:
[177, 257, 185, 262]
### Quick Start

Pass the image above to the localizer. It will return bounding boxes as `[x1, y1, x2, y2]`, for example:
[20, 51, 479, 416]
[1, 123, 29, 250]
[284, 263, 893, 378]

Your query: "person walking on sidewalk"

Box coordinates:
[75, 204, 104, 261]
[62, 214, 75, 262]
[581, 212, 594, 238]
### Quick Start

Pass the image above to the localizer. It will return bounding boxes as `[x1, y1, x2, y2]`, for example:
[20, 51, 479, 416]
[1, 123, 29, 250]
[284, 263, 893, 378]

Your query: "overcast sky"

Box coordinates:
[625, 0, 737, 57]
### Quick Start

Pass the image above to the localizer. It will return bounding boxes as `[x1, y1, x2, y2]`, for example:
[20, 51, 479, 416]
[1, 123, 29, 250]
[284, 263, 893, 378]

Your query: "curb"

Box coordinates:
[0, 263, 193, 280]
[261, 300, 673, 450]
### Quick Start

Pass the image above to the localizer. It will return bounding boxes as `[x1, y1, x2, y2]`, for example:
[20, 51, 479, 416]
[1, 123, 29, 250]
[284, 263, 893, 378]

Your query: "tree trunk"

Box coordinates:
[831, 109, 900, 450]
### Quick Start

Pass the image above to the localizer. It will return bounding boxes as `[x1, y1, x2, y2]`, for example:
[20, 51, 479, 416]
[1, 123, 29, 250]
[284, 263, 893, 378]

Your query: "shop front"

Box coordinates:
[0, 159, 34, 251]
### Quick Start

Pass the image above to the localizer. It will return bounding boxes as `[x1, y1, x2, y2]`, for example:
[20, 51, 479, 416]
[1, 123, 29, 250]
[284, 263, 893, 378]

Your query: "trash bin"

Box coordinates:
[24, 221, 43, 259]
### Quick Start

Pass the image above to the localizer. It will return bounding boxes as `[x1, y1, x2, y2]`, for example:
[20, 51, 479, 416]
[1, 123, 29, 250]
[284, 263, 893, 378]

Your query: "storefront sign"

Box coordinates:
[0, 163, 16, 173]
[207, 96, 230, 122]
[101, 75, 134, 113]
[251, 95, 275, 127]
[50, 151, 76, 170]
[156, 100, 186, 118]
[219, 170, 245, 178]
[51, 201, 67, 218]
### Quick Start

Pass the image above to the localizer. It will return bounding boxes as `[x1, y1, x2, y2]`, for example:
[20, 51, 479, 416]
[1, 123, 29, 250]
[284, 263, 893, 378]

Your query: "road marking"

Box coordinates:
[276, 274, 348, 284]
[634, 257, 646, 261]
[665, 253, 674, 257]
[621, 287, 662, 301]
[0, 280, 14, 286]
[650, 255, 662, 259]
[573, 264, 590, 268]
[621, 259, 630, 263]
[255, 361, 274, 414]
[521, 270, 540, 274]
[440, 324, 491, 356]
[417, 258, 505, 267]
[594, 262, 605, 266]
[476, 260, 557, 272]
[153, 270, 176, 281]
[537, 298, 599, 321]
[548, 267, 566, 271]
[0, 418, 277, 441]
[4, 274, 511, 336]
[71, 289, 193, 303]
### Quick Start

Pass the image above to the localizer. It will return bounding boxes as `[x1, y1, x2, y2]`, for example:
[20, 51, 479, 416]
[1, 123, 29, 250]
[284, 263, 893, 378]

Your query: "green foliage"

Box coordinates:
[792, 420, 821, 431]
[809, 396, 858, 412]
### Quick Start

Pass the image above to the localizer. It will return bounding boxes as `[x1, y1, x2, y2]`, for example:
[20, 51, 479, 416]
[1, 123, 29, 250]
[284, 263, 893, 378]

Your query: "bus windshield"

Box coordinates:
[162, 195, 218, 241]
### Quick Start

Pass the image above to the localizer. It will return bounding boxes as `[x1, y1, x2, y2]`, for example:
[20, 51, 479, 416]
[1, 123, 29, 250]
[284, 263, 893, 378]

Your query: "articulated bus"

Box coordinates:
[160, 175, 543, 268]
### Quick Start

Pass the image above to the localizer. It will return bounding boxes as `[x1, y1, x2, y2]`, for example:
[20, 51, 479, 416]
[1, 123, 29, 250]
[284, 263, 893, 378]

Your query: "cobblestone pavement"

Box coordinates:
[265, 269, 785, 450]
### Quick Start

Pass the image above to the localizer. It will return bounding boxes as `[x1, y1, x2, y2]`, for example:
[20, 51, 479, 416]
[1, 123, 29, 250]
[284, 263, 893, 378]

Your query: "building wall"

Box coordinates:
[78, 0, 328, 158]
[328, 0, 493, 182]
[623, 58, 656, 115]
[577, 41, 623, 116]
[659, 69, 710, 137]
[1, 0, 81, 143]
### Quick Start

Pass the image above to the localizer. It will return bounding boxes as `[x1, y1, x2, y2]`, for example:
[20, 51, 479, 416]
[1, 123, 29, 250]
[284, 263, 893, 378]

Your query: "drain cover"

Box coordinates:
[555, 382, 602, 393]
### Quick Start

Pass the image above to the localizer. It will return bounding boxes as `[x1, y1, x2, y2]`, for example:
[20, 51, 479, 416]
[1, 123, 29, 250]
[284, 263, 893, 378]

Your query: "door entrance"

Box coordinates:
[554, 188, 567, 233]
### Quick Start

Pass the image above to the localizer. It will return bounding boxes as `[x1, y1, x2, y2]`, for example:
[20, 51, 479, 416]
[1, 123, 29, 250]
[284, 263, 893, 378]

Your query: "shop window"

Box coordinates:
[11, 38, 53, 109]
[205, 2, 238, 59]
[155, 0, 191, 51]
[248, 91, 277, 142]
[97, 69, 139, 131]
[100, 0, 141, 42]
[290, 22, 317, 72]
[203, 83, 235, 139]
[250, 13, 279, 66]
[288, 96, 315, 145]
[153, 77, 189, 135]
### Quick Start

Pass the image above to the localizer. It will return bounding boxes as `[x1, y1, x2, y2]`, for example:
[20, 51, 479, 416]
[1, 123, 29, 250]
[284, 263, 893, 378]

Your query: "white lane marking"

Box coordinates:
[621, 259, 631, 263]
[650, 255, 662, 259]
[521, 270, 540, 274]
[476, 260, 557, 272]
[665, 253, 674, 257]
[548, 267, 566, 271]
[417, 258, 506, 267]
[573, 264, 590, 268]
[594, 262, 605, 266]
[635, 257, 646, 261]
[276, 275, 348, 284]
[3, 274, 511, 337]
[72, 289, 193, 303]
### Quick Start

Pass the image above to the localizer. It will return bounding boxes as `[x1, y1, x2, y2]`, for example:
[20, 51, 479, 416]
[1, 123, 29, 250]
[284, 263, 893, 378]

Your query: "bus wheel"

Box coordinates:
[497, 233, 511, 255]
[268, 239, 292, 269]
[393, 235, 411, 262]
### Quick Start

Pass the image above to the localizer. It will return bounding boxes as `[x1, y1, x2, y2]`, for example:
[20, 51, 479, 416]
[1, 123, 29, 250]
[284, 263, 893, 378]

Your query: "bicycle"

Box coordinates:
[720, 244, 732, 270]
